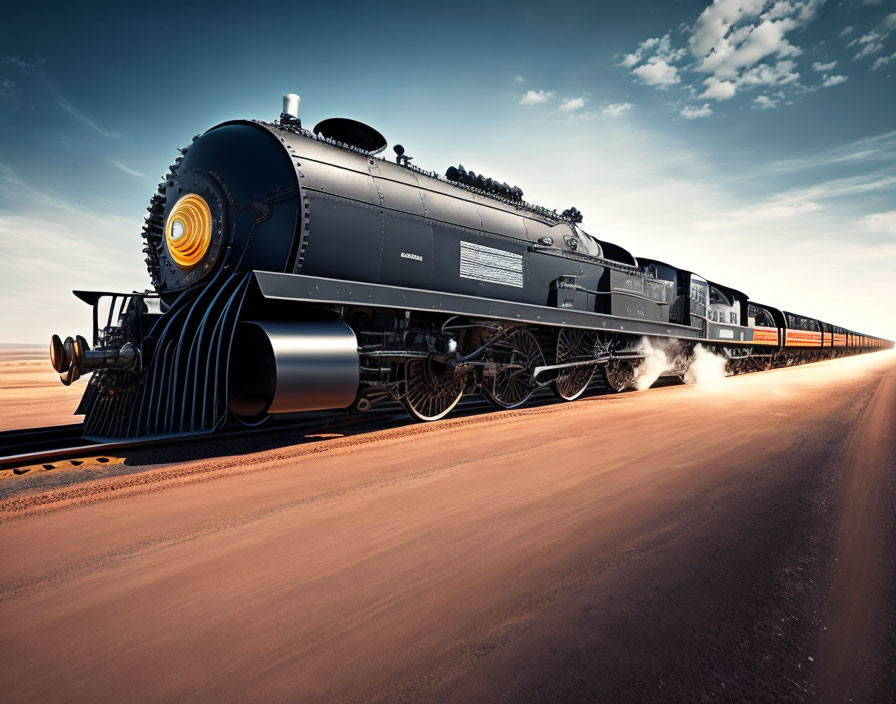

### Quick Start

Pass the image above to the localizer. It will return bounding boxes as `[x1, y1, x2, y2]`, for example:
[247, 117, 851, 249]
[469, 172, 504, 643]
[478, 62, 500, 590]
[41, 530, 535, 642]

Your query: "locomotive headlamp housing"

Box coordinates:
[165, 193, 213, 269]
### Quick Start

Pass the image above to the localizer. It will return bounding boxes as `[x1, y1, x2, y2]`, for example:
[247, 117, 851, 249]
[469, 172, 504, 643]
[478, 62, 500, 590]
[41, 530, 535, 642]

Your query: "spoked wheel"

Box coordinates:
[552, 328, 597, 401]
[402, 357, 464, 422]
[603, 358, 634, 392]
[483, 328, 545, 409]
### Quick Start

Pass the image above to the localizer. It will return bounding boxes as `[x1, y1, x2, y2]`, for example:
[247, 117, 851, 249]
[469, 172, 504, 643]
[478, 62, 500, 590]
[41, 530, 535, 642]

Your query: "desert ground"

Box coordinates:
[0, 345, 84, 430]
[0, 348, 894, 702]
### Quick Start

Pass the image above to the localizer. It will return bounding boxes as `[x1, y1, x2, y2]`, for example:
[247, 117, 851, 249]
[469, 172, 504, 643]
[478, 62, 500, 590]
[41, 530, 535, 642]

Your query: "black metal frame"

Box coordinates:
[251, 271, 705, 341]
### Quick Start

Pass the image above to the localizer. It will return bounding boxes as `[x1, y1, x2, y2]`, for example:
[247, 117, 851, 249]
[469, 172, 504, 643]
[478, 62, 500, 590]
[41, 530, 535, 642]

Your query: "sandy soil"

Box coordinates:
[0, 346, 84, 431]
[0, 351, 894, 702]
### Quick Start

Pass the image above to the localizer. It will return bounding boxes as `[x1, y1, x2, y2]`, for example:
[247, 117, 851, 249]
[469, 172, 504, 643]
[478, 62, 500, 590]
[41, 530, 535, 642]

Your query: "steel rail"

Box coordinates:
[0, 366, 658, 472]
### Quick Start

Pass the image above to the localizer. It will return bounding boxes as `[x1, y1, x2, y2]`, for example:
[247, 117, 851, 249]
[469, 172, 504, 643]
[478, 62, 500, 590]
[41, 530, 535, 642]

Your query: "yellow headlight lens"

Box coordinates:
[165, 194, 212, 269]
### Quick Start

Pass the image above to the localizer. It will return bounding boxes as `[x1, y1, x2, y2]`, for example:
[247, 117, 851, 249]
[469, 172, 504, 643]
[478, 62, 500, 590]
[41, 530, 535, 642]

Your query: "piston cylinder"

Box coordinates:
[228, 321, 359, 418]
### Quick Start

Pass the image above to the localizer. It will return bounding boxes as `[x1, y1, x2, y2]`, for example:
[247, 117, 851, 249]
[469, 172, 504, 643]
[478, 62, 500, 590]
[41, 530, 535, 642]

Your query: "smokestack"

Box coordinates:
[282, 93, 301, 124]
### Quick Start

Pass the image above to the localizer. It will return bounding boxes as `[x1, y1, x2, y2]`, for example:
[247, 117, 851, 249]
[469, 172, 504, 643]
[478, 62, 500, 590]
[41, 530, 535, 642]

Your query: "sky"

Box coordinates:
[1, 0, 895, 344]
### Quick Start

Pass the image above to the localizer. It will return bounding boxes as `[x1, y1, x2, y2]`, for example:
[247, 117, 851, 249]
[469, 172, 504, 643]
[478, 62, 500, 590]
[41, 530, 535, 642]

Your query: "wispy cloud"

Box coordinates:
[0, 162, 134, 226]
[853, 33, 885, 59]
[518, 89, 554, 105]
[769, 173, 896, 204]
[822, 74, 848, 87]
[0, 165, 147, 343]
[105, 159, 146, 178]
[812, 60, 837, 71]
[871, 52, 896, 70]
[1, 56, 44, 70]
[56, 96, 122, 140]
[513, 75, 525, 83]
[851, 13, 896, 61]
[765, 130, 896, 173]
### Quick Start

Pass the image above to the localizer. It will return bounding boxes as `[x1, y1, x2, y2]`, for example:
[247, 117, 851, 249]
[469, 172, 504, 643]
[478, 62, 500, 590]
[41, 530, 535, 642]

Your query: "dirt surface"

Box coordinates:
[0, 346, 84, 431]
[1, 351, 894, 703]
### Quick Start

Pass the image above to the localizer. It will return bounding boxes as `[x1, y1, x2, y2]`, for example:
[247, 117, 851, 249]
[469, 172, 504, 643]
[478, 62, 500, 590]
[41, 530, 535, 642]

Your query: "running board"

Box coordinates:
[251, 271, 704, 342]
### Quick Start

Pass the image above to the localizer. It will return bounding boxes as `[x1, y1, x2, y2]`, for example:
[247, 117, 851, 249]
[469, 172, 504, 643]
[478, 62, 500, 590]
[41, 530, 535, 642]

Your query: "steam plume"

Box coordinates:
[683, 344, 728, 386]
[631, 338, 729, 390]
[632, 337, 683, 390]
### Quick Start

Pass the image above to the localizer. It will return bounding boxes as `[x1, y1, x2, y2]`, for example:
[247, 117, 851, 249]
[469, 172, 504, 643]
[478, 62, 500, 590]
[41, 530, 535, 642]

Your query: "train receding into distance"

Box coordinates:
[49, 94, 893, 438]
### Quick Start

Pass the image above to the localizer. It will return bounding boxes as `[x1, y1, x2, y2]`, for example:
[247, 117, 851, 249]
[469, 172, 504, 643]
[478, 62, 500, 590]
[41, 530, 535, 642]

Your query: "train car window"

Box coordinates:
[690, 278, 707, 305]
[800, 320, 808, 330]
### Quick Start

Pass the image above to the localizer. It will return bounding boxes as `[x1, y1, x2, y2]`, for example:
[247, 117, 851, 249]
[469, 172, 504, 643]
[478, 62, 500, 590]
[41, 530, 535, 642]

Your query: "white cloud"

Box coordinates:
[681, 103, 713, 119]
[854, 34, 885, 59]
[702, 76, 737, 100]
[822, 74, 848, 87]
[861, 210, 896, 236]
[854, 14, 896, 60]
[620, 53, 642, 68]
[688, 0, 768, 57]
[0, 78, 13, 97]
[559, 96, 588, 111]
[602, 102, 633, 117]
[518, 89, 554, 105]
[754, 94, 778, 109]
[695, 17, 803, 80]
[871, 52, 896, 70]
[513, 75, 525, 83]
[633, 59, 680, 86]
[812, 60, 837, 71]
[737, 59, 800, 87]
[619, 0, 827, 109]
[840, 26, 855, 37]
[620, 33, 685, 69]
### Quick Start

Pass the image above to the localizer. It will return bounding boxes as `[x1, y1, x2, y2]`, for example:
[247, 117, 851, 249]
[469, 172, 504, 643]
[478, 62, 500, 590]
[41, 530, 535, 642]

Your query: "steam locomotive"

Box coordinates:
[49, 94, 893, 439]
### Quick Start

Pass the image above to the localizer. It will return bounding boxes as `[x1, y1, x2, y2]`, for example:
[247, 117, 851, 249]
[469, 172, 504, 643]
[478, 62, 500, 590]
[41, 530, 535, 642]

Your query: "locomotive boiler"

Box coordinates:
[49, 94, 893, 439]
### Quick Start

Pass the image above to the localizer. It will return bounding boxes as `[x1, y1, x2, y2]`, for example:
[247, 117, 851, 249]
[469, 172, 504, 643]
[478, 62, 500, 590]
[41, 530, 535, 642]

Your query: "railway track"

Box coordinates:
[0, 371, 638, 475]
[0, 413, 363, 472]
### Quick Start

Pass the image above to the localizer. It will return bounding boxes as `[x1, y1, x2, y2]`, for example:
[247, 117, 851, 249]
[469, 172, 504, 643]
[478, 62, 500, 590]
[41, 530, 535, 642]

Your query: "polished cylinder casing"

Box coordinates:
[228, 321, 359, 417]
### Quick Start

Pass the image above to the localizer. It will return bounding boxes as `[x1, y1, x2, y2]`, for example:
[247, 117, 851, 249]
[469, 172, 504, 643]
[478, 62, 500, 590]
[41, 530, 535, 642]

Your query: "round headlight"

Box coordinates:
[165, 193, 213, 268]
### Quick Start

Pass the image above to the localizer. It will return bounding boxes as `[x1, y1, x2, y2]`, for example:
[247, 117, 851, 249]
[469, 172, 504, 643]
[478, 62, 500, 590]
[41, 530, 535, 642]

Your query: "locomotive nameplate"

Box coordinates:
[459, 241, 523, 288]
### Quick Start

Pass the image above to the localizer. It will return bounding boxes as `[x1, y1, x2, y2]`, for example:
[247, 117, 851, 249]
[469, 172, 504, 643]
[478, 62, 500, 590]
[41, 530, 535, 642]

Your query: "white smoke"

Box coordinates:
[683, 344, 728, 386]
[631, 338, 729, 390]
[632, 337, 682, 391]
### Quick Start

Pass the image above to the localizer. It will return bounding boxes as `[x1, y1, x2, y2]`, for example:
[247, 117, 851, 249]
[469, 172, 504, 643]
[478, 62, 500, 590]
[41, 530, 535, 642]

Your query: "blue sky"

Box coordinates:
[1, 0, 895, 343]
